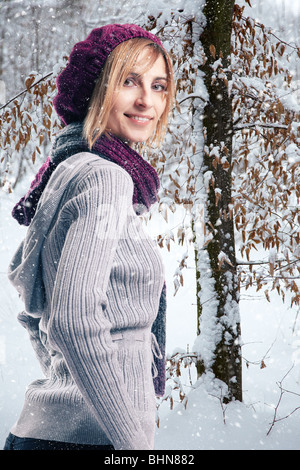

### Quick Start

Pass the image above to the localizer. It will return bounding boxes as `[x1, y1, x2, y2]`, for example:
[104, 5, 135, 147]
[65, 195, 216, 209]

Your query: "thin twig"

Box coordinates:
[241, 15, 300, 51]
[0, 72, 53, 111]
[266, 365, 300, 436]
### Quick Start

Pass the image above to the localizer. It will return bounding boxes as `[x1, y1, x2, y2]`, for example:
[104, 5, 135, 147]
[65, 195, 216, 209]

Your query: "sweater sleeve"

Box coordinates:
[47, 164, 151, 450]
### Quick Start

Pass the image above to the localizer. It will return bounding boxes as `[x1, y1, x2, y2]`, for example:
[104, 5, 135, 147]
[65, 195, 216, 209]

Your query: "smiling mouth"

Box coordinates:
[124, 114, 153, 123]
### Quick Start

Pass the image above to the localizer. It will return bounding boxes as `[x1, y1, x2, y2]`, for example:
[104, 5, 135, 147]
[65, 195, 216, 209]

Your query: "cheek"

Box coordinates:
[110, 102, 122, 116]
[107, 104, 123, 129]
[113, 90, 133, 110]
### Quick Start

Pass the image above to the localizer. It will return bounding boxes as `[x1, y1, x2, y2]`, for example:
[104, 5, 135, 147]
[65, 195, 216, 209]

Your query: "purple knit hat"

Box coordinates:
[53, 24, 163, 125]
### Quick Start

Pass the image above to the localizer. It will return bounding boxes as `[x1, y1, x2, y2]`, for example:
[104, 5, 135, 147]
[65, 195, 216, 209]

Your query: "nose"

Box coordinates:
[135, 84, 153, 109]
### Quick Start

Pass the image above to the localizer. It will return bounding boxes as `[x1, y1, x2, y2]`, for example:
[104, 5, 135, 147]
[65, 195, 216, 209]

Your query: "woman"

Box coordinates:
[5, 24, 175, 451]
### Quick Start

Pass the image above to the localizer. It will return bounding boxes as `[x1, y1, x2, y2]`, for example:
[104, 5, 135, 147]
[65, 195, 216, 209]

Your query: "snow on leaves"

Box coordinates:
[231, 3, 300, 308]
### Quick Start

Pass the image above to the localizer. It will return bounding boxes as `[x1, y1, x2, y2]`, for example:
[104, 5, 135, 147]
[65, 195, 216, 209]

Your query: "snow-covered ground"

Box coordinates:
[155, 286, 300, 450]
[0, 185, 299, 450]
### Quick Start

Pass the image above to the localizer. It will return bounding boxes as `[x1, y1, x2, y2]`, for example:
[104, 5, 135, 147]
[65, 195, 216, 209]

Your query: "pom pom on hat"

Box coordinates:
[53, 24, 163, 126]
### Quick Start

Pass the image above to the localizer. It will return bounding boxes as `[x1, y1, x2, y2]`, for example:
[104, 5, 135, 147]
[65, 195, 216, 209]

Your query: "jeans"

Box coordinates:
[3, 433, 114, 450]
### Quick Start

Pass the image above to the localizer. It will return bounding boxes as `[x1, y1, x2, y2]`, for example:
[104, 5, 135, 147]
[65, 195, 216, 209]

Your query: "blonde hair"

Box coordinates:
[83, 37, 175, 150]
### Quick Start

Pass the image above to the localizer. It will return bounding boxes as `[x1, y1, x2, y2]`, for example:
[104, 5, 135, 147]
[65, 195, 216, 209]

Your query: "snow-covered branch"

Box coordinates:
[233, 122, 289, 131]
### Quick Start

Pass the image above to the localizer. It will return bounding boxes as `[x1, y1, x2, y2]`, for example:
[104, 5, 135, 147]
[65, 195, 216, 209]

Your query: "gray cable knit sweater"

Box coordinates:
[8, 152, 165, 450]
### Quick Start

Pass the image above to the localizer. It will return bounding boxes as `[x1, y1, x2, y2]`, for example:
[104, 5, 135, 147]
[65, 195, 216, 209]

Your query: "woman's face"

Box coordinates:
[106, 49, 168, 144]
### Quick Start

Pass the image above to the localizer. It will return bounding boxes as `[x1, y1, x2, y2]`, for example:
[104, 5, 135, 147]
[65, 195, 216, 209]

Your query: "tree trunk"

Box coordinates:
[195, 0, 242, 402]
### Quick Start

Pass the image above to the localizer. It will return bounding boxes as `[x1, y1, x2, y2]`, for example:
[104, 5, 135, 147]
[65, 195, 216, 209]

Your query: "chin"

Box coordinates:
[126, 134, 151, 144]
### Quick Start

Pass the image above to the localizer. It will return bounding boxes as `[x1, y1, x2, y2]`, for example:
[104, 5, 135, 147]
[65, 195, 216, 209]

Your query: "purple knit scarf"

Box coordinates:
[12, 123, 160, 226]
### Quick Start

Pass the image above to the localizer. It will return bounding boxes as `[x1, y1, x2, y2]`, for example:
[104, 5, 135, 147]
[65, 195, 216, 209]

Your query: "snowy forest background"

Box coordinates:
[0, 0, 299, 450]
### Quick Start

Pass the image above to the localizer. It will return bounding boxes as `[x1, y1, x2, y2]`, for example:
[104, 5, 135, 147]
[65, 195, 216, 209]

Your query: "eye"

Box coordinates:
[123, 77, 137, 87]
[152, 82, 167, 92]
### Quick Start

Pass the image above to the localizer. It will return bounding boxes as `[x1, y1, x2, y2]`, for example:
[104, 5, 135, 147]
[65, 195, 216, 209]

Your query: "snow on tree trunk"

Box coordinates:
[193, 0, 243, 402]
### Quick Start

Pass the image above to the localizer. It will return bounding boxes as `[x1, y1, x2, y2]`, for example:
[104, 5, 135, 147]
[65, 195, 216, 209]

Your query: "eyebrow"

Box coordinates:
[129, 72, 168, 81]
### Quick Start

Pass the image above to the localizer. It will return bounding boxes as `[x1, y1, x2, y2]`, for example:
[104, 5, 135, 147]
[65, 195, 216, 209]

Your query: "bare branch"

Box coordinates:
[0, 72, 53, 111]
[266, 366, 300, 436]
[241, 15, 300, 51]
[178, 94, 206, 105]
